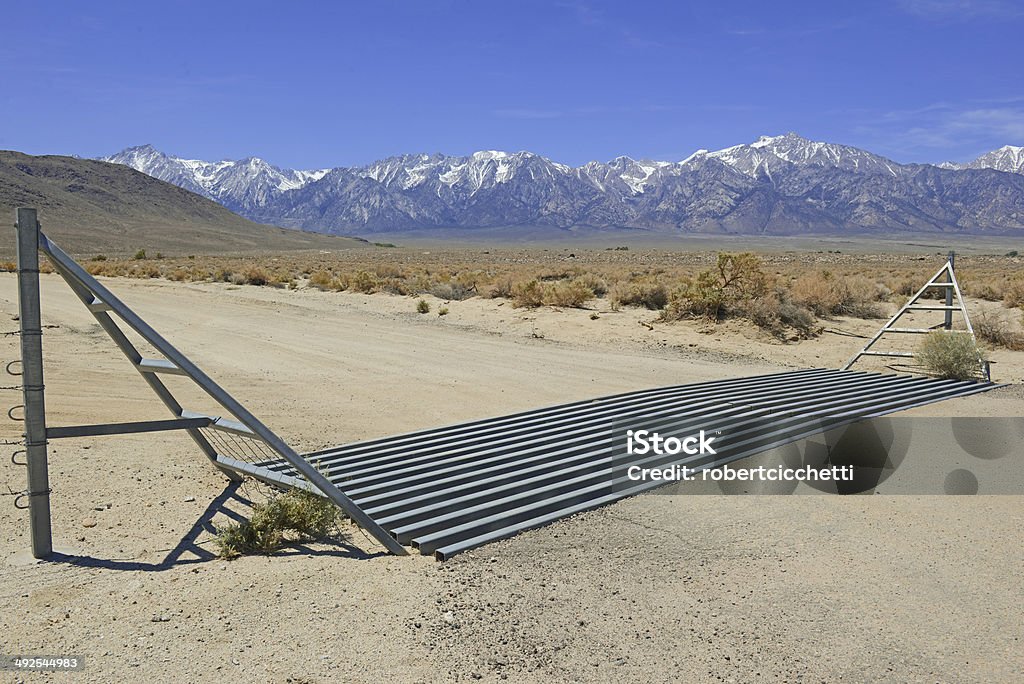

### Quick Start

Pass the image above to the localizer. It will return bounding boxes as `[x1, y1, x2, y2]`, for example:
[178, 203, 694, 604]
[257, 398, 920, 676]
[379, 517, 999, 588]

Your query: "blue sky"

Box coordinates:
[2, 0, 1022, 169]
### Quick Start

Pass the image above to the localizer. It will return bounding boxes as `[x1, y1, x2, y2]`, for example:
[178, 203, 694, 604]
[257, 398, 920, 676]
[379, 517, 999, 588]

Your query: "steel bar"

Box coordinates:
[47, 417, 213, 439]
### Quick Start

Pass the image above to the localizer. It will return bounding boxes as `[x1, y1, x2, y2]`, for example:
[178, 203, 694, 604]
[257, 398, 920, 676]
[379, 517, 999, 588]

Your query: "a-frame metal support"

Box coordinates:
[842, 251, 986, 378]
[11, 208, 406, 556]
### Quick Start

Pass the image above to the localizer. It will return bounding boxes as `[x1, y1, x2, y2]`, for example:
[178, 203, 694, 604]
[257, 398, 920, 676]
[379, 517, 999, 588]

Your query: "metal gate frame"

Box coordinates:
[842, 251, 988, 378]
[11, 208, 405, 557]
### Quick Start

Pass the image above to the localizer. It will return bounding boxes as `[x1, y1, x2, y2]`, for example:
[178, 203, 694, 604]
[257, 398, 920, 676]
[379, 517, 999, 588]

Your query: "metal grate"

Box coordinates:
[247, 368, 1001, 559]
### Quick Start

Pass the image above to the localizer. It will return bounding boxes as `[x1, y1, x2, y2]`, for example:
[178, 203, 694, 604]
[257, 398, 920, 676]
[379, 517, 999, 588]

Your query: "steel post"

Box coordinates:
[15, 209, 52, 558]
[945, 251, 955, 330]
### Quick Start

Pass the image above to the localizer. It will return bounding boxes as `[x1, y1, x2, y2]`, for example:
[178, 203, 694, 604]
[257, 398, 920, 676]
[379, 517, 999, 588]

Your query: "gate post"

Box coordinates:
[15, 208, 52, 558]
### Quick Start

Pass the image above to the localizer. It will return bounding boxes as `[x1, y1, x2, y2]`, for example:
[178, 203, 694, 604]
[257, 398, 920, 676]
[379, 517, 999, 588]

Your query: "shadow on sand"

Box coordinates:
[44, 481, 386, 571]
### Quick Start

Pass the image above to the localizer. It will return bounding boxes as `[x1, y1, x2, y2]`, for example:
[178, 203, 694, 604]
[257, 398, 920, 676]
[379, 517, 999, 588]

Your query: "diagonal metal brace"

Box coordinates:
[35, 230, 407, 555]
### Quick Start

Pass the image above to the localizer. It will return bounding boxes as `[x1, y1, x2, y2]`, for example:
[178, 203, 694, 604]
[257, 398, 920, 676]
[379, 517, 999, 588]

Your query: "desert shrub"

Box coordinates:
[610, 281, 668, 310]
[241, 266, 269, 286]
[572, 272, 608, 298]
[168, 268, 189, 282]
[917, 331, 986, 381]
[0, 261, 15, 273]
[1004, 279, 1024, 308]
[429, 281, 476, 300]
[438, 306, 449, 316]
[778, 301, 818, 337]
[347, 270, 378, 294]
[215, 489, 343, 559]
[790, 271, 884, 318]
[416, 299, 430, 314]
[212, 267, 234, 282]
[543, 279, 594, 308]
[133, 249, 147, 260]
[309, 270, 333, 290]
[662, 253, 769, 321]
[511, 280, 545, 308]
[133, 263, 161, 278]
[969, 280, 1003, 302]
[974, 311, 1024, 351]
[91, 254, 107, 261]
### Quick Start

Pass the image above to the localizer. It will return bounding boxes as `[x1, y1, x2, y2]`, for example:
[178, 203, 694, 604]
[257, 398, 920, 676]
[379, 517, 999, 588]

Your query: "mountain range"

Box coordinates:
[102, 135, 1024, 235]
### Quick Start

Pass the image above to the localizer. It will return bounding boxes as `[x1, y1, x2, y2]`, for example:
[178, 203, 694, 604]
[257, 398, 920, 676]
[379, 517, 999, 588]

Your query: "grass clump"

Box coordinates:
[917, 331, 986, 381]
[215, 489, 343, 560]
[416, 299, 431, 314]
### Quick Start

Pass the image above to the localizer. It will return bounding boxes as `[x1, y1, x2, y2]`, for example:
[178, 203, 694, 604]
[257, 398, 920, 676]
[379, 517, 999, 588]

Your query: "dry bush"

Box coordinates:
[917, 331, 986, 381]
[963, 275, 1003, 302]
[309, 270, 333, 290]
[239, 265, 269, 286]
[0, 261, 16, 273]
[790, 271, 884, 319]
[572, 272, 608, 298]
[429, 281, 476, 301]
[346, 270, 379, 294]
[511, 280, 544, 308]
[167, 268, 190, 282]
[1004, 279, 1024, 308]
[610, 281, 668, 310]
[974, 311, 1024, 351]
[543, 279, 594, 308]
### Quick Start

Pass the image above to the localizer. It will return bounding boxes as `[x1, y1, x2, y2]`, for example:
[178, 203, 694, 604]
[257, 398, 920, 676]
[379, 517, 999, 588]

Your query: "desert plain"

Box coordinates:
[0, 242, 1022, 683]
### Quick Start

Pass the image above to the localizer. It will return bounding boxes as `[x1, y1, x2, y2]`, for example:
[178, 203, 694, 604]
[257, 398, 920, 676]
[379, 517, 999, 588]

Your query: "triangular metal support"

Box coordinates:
[842, 251, 987, 379]
[17, 211, 405, 555]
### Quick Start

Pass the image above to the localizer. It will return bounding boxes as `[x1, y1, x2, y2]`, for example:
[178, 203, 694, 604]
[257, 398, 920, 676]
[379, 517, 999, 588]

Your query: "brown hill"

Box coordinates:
[0, 151, 365, 257]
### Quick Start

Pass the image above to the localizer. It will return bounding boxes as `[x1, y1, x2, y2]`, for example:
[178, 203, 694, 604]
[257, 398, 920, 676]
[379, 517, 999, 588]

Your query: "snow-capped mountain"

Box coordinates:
[942, 145, 1024, 175]
[102, 135, 1024, 235]
[101, 145, 329, 213]
[692, 132, 908, 179]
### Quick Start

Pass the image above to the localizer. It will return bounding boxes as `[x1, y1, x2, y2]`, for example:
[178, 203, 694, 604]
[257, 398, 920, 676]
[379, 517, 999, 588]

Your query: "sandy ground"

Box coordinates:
[0, 274, 1021, 683]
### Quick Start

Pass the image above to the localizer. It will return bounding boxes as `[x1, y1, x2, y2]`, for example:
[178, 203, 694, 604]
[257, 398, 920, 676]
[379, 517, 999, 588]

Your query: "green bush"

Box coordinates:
[661, 252, 769, 321]
[416, 299, 430, 314]
[215, 489, 343, 559]
[917, 331, 986, 381]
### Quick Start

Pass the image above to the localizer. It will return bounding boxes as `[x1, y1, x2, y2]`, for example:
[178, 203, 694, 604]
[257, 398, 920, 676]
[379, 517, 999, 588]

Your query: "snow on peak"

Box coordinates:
[472, 150, 511, 161]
